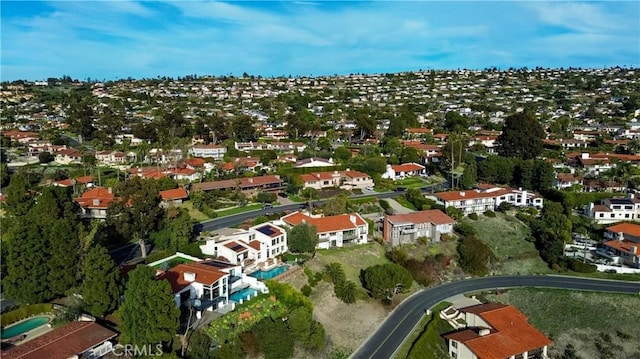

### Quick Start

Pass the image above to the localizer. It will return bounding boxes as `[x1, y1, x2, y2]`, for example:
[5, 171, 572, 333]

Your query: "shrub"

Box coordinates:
[378, 200, 390, 210]
[497, 202, 513, 212]
[334, 280, 358, 304]
[454, 222, 476, 237]
[565, 257, 597, 273]
[325, 263, 346, 284]
[440, 233, 453, 242]
[483, 210, 496, 217]
[468, 213, 479, 220]
[527, 207, 539, 216]
[301, 285, 312, 297]
[457, 236, 494, 276]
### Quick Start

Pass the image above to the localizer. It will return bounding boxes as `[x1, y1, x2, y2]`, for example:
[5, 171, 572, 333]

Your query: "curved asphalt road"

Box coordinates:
[352, 275, 640, 359]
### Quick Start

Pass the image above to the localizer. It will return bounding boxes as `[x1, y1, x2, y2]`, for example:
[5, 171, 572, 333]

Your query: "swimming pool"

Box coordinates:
[249, 265, 288, 280]
[230, 287, 258, 302]
[1, 316, 50, 339]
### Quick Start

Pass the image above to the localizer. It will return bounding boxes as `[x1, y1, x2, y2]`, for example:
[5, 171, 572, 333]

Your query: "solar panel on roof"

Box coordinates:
[256, 225, 275, 236]
[610, 198, 633, 205]
[231, 244, 245, 251]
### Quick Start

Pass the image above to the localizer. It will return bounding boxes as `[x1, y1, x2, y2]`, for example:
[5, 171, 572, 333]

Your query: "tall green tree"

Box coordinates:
[323, 195, 349, 216]
[232, 115, 257, 142]
[460, 160, 477, 190]
[120, 266, 180, 347]
[288, 223, 318, 253]
[3, 171, 33, 217]
[0, 162, 10, 187]
[333, 146, 352, 162]
[82, 245, 123, 317]
[457, 236, 494, 276]
[496, 112, 545, 160]
[361, 263, 412, 301]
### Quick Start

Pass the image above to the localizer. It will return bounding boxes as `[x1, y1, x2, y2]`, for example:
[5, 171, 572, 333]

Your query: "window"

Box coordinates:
[611, 214, 615, 218]
[599, 213, 604, 218]
[626, 214, 630, 218]
[452, 341, 457, 348]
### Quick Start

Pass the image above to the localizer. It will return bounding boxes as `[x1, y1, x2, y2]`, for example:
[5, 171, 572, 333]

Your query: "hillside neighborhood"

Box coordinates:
[1, 67, 640, 359]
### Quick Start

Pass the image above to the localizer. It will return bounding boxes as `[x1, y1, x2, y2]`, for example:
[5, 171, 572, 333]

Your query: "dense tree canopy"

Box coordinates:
[288, 223, 318, 253]
[119, 265, 180, 347]
[361, 263, 412, 301]
[82, 245, 123, 317]
[496, 112, 545, 160]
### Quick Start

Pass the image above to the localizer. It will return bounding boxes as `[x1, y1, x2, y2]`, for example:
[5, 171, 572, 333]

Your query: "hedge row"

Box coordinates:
[1, 303, 53, 327]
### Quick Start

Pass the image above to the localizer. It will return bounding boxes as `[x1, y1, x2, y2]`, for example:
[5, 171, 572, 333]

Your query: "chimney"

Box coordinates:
[460, 192, 466, 197]
[631, 246, 637, 254]
[618, 232, 624, 242]
[302, 219, 307, 224]
[248, 178, 253, 183]
[92, 199, 100, 206]
[108, 187, 113, 194]
[479, 328, 490, 336]
[581, 152, 589, 159]
[184, 272, 196, 282]
[350, 215, 357, 224]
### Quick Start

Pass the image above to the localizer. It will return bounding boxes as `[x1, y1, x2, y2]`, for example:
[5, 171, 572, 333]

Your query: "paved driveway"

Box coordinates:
[385, 198, 415, 214]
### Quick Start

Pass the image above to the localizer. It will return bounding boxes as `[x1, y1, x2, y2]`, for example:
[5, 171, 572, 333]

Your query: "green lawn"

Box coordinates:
[394, 177, 429, 189]
[396, 302, 453, 359]
[348, 196, 377, 205]
[462, 213, 550, 275]
[311, 243, 390, 284]
[180, 201, 209, 221]
[481, 288, 640, 358]
[215, 203, 263, 217]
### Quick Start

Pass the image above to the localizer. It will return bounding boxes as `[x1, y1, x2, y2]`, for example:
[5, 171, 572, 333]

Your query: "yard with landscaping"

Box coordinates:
[480, 288, 640, 358]
[394, 177, 430, 189]
[462, 213, 551, 275]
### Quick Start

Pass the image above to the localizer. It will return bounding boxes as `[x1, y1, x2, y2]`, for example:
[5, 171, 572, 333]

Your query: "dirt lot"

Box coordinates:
[282, 244, 401, 353]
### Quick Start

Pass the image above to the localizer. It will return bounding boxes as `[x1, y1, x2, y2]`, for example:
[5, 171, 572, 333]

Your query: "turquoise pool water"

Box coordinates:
[230, 287, 257, 302]
[249, 265, 288, 280]
[1, 316, 50, 339]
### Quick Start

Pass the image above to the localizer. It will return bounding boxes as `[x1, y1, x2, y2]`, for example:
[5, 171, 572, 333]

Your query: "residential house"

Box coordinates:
[1, 320, 117, 359]
[189, 144, 227, 160]
[599, 223, 640, 268]
[279, 211, 368, 249]
[402, 142, 442, 163]
[383, 210, 455, 246]
[294, 157, 335, 168]
[220, 157, 260, 173]
[573, 152, 613, 176]
[428, 185, 544, 214]
[166, 167, 201, 182]
[404, 127, 432, 139]
[147, 149, 183, 165]
[381, 163, 426, 180]
[469, 135, 499, 153]
[443, 303, 552, 359]
[74, 187, 116, 220]
[300, 170, 373, 190]
[95, 150, 135, 165]
[586, 194, 640, 224]
[199, 223, 288, 271]
[55, 148, 83, 165]
[191, 175, 284, 194]
[554, 172, 584, 190]
[542, 138, 590, 150]
[159, 187, 189, 207]
[158, 261, 236, 318]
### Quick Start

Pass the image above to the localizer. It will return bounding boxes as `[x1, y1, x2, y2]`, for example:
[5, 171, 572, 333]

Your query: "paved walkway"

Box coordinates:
[385, 198, 415, 214]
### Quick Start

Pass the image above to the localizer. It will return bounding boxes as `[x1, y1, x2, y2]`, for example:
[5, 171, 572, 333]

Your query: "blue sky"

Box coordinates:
[2, 1, 639, 81]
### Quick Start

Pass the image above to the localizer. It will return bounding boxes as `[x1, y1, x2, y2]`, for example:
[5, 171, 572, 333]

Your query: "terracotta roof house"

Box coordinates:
[1, 320, 117, 359]
[383, 210, 455, 246]
[382, 162, 426, 180]
[73, 187, 117, 220]
[442, 303, 552, 359]
[599, 223, 640, 268]
[159, 187, 189, 207]
[553, 172, 584, 190]
[300, 170, 373, 190]
[279, 211, 368, 249]
[428, 185, 543, 214]
[192, 175, 284, 194]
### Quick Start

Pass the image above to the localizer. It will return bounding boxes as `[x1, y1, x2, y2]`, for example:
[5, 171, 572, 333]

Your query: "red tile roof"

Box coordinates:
[592, 204, 612, 212]
[53, 179, 74, 187]
[444, 303, 552, 359]
[74, 187, 115, 209]
[282, 211, 366, 233]
[159, 187, 189, 200]
[434, 188, 512, 202]
[185, 157, 206, 167]
[1, 321, 117, 359]
[392, 163, 425, 173]
[405, 127, 432, 134]
[159, 262, 227, 293]
[603, 239, 640, 256]
[75, 175, 94, 184]
[385, 209, 455, 226]
[606, 223, 640, 237]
